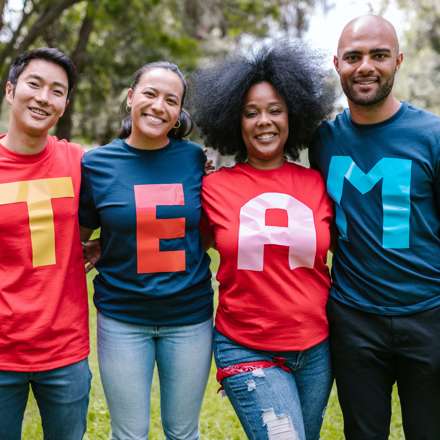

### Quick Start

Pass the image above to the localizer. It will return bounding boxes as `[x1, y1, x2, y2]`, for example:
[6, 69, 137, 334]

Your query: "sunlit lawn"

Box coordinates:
[22, 250, 404, 439]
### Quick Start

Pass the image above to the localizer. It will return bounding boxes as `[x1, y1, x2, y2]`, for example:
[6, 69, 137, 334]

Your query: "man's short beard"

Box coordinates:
[343, 76, 395, 106]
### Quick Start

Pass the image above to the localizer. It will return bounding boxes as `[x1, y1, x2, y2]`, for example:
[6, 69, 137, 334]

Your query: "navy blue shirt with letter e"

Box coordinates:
[80, 137, 213, 326]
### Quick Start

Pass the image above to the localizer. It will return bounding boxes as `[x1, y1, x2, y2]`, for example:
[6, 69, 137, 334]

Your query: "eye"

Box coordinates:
[28, 81, 39, 88]
[344, 54, 359, 63]
[243, 109, 258, 118]
[373, 53, 387, 61]
[143, 90, 156, 98]
[269, 106, 282, 115]
[53, 89, 64, 97]
[166, 97, 179, 106]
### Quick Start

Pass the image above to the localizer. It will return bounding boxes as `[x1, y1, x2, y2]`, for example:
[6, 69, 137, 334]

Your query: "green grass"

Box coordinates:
[22, 250, 405, 439]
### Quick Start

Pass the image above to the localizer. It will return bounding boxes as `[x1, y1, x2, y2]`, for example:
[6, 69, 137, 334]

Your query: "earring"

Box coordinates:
[174, 119, 181, 129]
[126, 104, 131, 113]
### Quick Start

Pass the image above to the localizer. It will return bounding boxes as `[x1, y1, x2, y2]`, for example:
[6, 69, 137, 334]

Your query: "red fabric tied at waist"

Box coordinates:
[216, 357, 291, 392]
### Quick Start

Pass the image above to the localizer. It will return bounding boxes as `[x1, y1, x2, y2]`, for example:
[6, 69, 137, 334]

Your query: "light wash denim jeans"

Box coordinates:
[0, 359, 91, 440]
[97, 312, 213, 440]
[214, 329, 332, 440]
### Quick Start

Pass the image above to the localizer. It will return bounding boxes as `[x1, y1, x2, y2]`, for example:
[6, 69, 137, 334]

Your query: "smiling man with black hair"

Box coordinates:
[0, 48, 90, 440]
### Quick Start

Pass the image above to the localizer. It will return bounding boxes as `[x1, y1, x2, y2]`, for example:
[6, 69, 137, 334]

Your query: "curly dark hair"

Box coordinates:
[189, 40, 335, 161]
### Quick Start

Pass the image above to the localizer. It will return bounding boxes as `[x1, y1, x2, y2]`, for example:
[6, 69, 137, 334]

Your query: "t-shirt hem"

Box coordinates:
[215, 326, 329, 352]
[0, 348, 90, 372]
[330, 290, 440, 316]
[97, 307, 213, 327]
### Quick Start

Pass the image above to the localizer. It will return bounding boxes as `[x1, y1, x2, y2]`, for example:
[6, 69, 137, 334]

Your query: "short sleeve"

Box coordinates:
[315, 171, 333, 223]
[79, 159, 100, 229]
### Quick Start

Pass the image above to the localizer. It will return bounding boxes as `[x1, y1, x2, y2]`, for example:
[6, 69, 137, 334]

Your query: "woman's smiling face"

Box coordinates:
[241, 81, 288, 169]
[127, 67, 184, 148]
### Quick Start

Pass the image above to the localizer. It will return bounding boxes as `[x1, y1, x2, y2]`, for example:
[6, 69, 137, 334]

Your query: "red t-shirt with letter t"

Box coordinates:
[0, 135, 89, 371]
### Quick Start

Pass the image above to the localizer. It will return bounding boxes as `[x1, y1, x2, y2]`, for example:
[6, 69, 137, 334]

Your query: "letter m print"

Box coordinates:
[327, 156, 412, 249]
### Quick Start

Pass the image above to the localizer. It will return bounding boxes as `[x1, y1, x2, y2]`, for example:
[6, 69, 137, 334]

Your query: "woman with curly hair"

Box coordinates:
[190, 42, 335, 440]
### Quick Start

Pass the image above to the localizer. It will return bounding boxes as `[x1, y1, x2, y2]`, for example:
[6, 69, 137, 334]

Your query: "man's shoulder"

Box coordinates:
[318, 109, 349, 132]
[50, 135, 84, 157]
[313, 111, 350, 153]
[404, 102, 440, 126]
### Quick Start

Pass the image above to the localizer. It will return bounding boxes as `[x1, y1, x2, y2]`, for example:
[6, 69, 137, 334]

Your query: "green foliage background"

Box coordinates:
[5, 0, 438, 437]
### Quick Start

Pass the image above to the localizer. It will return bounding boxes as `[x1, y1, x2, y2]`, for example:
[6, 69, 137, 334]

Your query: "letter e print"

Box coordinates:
[134, 184, 186, 273]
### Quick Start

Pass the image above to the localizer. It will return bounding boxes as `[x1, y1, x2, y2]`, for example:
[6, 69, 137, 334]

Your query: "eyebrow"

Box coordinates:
[370, 48, 392, 54]
[141, 86, 179, 99]
[26, 73, 68, 90]
[343, 48, 392, 56]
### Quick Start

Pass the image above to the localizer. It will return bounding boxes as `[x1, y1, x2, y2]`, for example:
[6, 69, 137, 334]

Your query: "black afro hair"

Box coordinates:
[189, 40, 335, 162]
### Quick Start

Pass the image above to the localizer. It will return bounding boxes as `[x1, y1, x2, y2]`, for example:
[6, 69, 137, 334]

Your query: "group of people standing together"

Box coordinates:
[0, 13, 439, 440]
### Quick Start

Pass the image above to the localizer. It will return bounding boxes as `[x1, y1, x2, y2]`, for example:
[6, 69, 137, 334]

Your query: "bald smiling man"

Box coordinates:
[310, 15, 440, 440]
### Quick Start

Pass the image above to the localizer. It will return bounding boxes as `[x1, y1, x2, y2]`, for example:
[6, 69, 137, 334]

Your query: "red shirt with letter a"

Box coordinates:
[0, 135, 89, 371]
[202, 162, 332, 351]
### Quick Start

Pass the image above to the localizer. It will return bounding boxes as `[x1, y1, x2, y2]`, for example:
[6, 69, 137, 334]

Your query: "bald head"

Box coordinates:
[338, 15, 399, 56]
[334, 14, 403, 112]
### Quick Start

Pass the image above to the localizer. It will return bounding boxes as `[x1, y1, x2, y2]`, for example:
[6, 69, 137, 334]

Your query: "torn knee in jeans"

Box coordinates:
[262, 409, 299, 440]
[246, 379, 257, 391]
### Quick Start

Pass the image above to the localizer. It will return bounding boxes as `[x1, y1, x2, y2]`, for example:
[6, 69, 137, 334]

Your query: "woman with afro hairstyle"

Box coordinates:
[191, 41, 335, 440]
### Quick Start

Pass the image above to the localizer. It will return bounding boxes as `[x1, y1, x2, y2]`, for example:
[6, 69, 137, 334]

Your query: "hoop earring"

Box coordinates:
[125, 105, 131, 113]
[174, 119, 181, 129]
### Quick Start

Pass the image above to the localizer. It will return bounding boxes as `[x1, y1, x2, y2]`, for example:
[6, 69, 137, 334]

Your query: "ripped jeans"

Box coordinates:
[213, 330, 332, 440]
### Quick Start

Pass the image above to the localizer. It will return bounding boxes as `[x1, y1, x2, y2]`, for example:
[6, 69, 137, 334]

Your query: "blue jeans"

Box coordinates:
[214, 330, 332, 440]
[97, 312, 213, 440]
[0, 359, 91, 440]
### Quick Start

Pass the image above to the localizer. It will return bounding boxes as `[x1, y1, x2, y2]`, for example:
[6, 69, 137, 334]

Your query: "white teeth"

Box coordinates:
[144, 114, 164, 124]
[355, 79, 377, 84]
[256, 134, 276, 140]
[30, 107, 49, 116]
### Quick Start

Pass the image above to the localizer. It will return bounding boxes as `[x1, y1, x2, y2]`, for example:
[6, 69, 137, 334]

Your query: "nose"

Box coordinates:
[256, 111, 271, 126]
[151, 96, 165, 114]
[35, 87, 50, 104]
[357, 55, 375, 75]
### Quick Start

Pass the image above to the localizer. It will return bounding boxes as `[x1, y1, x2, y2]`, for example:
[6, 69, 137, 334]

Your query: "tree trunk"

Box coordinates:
[56, 2, 96, 140]
[0, 0, 7, 32]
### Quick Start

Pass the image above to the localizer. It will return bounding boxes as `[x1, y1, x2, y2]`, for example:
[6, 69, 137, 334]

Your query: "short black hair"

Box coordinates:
[190, 40, 335, 161]
[8, 47, 77, 98]
[119, 61, 193, 140]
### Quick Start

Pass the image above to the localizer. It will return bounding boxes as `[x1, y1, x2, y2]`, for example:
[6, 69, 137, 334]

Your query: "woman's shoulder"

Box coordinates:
[285, 161, 325, 182]
[172, 138, 203, 151]
[203, 163, 240, 183]
[82, 138, 124, 163]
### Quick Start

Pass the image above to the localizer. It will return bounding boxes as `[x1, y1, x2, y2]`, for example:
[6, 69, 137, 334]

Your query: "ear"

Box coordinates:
[333, 55, 340, 73]
[395, 52, 403, 71]
[127, 88, 134, 108]
[5, 81, 14, 105]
